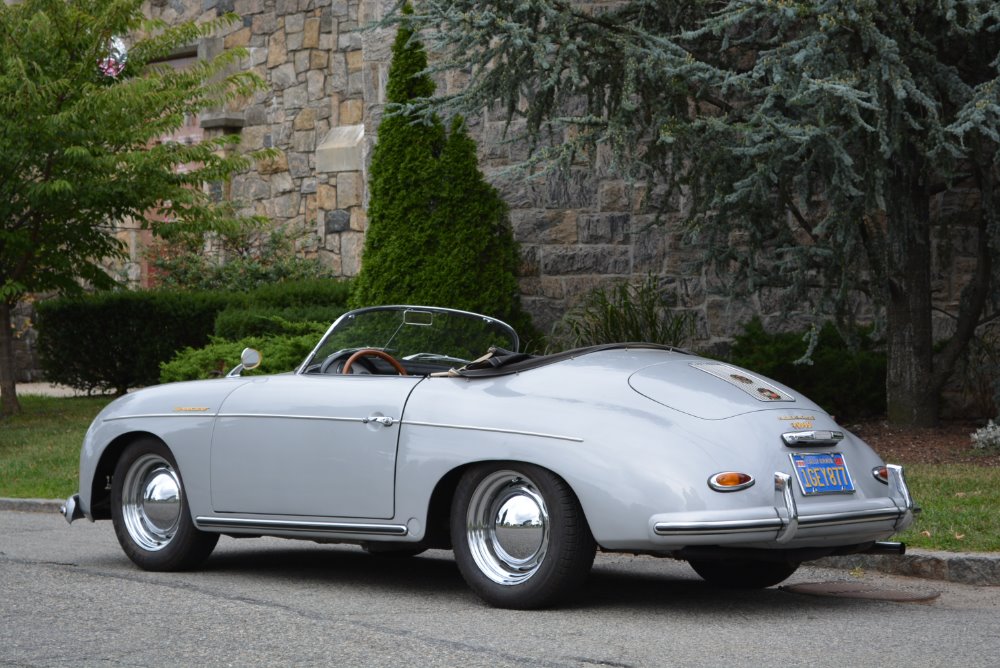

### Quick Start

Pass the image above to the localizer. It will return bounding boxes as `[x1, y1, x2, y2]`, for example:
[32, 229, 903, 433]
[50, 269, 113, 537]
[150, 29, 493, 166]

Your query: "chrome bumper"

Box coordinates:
[60, 494, 85, 524]
[654, 464, 916, 543]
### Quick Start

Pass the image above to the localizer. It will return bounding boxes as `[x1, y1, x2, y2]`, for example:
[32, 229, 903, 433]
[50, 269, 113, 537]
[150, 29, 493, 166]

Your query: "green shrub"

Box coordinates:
[551, 276, 694, 350]
[36, 290, 231, 394]
[349, 8, 538, 348]
[214, 306, 344, 340]
[728, 318, 887, 420]
[159, 331, 324, 383]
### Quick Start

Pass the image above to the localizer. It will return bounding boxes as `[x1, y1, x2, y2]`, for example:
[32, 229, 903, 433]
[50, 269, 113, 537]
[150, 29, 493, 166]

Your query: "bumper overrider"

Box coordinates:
[652, 464, 916, 545]
[61, 494, 86, 523]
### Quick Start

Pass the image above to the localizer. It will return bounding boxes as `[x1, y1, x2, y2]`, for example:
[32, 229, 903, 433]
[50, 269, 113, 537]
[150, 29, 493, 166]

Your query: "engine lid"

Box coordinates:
[629, 360, 812, 420]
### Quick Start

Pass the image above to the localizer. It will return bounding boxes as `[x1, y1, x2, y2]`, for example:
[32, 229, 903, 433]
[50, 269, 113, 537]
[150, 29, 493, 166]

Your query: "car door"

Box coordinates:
[210, 374, 422, 519]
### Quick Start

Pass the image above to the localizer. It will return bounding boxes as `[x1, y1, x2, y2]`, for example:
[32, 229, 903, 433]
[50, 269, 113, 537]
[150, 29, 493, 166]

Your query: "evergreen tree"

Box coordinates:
[0, 0, 266, 416]
[408, 0, 1000, 425]
[351, 6, 535, 343]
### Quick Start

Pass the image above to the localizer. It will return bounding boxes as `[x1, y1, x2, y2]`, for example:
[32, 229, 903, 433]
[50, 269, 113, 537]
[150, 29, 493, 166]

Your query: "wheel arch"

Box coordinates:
[88, 431, 166, 520]
[422, 459, 596, 549]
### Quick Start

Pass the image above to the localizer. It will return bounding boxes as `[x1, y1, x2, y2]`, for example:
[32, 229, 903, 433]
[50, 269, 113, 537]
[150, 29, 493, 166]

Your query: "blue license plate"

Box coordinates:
[789, 452, 855, 495]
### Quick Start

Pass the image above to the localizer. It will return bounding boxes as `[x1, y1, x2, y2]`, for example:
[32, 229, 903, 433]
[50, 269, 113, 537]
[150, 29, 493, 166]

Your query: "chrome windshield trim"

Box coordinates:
[402, 420, 584, 443]
[196, 517, 408, 536]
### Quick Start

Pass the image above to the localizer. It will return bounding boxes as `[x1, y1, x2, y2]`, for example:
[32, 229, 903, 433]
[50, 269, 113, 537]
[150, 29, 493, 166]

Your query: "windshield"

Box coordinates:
[301, 306, 519, 374]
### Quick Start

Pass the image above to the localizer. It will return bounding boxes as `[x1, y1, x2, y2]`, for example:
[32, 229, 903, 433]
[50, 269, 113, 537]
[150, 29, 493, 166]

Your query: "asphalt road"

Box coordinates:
[2, 510, 998, 667]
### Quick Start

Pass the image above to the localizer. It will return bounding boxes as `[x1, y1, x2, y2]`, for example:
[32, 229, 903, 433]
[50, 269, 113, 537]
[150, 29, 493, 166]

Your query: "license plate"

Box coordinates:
[789, 452, 855, 495]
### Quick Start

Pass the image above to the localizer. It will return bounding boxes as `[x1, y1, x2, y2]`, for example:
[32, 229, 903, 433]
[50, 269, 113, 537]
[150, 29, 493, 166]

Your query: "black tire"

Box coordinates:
[451, 463, 596, 609]
[688, 558, 799, 588]
[110, 438, 218, 571]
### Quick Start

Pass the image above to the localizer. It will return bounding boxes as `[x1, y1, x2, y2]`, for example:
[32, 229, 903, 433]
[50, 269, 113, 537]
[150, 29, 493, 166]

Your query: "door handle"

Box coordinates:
[362, 415, 395, 426]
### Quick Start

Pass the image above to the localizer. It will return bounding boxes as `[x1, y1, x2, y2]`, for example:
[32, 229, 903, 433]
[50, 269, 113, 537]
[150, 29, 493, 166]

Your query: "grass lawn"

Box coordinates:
[1, 395, 997, 553]
[0, 395, 113, 499]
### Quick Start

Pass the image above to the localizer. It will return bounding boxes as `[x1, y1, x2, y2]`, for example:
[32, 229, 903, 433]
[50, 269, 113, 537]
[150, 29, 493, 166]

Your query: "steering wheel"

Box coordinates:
[343, 349, 409, 376]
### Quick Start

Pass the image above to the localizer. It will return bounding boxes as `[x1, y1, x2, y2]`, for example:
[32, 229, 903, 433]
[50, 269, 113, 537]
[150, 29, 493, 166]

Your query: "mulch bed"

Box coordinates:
[847, 420, 1000, 466]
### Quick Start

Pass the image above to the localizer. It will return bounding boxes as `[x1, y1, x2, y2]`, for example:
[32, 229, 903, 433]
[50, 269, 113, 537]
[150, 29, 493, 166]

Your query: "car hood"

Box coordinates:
[628, 358, 824, 420]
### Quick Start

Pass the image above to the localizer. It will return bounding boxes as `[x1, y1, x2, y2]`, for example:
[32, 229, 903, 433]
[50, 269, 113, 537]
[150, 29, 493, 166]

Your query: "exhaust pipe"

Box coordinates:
[864, 541, 906, 556]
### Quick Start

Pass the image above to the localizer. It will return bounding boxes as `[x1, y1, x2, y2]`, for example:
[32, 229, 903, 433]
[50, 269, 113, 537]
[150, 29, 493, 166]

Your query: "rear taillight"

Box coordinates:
[708, 471, 755, 492]
[872, 465, 889, 484]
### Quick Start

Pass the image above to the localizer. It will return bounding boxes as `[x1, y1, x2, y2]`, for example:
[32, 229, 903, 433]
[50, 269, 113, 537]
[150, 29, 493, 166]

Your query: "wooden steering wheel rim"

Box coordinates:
[342, 349, 408, 376]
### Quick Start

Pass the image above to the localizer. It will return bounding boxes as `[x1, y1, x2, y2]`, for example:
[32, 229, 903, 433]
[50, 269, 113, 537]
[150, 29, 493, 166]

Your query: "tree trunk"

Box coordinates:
[0, 300, 22, 417]
[884, 176, 938, 426]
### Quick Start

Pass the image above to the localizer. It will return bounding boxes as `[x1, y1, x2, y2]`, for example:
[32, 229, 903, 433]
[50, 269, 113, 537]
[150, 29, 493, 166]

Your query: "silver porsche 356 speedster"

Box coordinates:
[63, 305, 915, 608]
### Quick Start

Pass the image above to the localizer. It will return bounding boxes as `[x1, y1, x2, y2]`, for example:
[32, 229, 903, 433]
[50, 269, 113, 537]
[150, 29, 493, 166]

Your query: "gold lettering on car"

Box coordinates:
[791, 421, 814, 429]
[173, 406, 210, 412]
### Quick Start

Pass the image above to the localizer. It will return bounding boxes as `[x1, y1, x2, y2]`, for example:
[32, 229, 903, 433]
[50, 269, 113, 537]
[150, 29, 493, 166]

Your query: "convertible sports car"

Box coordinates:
[63, 305, 916, 608]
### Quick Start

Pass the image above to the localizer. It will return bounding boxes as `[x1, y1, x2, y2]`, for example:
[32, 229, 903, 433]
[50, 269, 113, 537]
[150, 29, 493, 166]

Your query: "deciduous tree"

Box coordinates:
[0, 0, 265, 415]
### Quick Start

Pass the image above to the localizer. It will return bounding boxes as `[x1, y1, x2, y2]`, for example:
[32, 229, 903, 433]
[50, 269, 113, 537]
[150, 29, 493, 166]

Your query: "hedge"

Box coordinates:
[35, 279, 351, 394]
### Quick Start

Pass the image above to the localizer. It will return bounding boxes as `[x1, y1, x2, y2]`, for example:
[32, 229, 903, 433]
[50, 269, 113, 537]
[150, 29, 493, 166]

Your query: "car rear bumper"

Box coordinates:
[61, 493, 86, 524]
[651, 464, 915, 547]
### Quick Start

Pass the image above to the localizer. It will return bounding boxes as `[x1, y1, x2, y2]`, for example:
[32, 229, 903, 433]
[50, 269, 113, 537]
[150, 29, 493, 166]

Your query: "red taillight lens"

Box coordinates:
[872, 466, 889, 484]
[708, 471, 755, 492]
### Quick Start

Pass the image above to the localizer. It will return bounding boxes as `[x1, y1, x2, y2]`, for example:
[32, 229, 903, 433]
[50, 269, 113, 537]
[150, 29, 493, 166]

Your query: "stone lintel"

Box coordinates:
[316, 124, 364, 172]
[200, 110, 246, 129]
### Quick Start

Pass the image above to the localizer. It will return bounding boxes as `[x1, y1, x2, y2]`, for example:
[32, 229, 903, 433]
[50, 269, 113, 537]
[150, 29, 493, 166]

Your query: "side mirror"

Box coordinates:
[241, 348, 262, 370]
[227, 348, 263, 377]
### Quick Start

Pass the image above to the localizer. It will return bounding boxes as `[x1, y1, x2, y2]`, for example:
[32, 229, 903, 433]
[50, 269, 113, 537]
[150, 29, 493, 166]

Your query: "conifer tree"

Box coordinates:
[351, 6, 535, 342]
[407, 0, 1000, 425]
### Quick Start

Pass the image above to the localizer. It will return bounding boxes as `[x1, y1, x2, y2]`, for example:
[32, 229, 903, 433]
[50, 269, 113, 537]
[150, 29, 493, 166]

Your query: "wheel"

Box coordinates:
[110, 438, 218, 571]
[342, 349, 408, 375]
[688, 558, 799, 588]
[451, 463, 596, 609]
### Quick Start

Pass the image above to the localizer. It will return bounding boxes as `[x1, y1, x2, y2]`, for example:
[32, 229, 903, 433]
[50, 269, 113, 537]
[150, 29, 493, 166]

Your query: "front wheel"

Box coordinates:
[451, 464, 595, 609]
[111, 438, 218, 571]
[688, 558, 799, 588]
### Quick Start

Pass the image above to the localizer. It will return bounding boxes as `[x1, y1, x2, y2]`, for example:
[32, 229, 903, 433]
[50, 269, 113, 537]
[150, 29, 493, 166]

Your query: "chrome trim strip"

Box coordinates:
[654, 517, 784, 536]
[196, 517, 408, 535]
[215, 413, 365, 423]
[402, 420, 584, 443]
[887, 463, 915, 529]
[104, 413, 216, 421]
[653, 507, 903, 537]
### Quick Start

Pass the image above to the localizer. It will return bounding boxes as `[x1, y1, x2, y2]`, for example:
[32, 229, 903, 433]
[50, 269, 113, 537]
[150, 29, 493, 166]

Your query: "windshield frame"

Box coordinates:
[296, 305, 520, 374]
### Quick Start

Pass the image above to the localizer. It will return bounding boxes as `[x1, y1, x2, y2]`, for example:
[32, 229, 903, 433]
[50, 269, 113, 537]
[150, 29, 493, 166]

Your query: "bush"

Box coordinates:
[159, 331, 324, 383]
[36, 290, 231, 394]
[551, 276, 694, 350]
[728, 319, 886, 420]
[214, 306, 345, 340]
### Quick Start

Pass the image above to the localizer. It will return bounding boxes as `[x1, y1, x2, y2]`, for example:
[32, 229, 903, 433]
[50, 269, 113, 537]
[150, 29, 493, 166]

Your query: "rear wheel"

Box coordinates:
[688, 558, 799, 588]
[451, 464, 595, 609]
[111, 438, 218, 571]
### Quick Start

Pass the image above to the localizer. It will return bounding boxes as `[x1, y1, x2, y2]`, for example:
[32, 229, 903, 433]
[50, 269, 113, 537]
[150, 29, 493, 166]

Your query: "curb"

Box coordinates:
[5, 497, 998, 586]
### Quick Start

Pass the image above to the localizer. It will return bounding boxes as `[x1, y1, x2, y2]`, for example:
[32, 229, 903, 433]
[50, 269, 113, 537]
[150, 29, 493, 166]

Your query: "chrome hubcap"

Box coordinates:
[466, 471, 549, 585]
[121, 454, 182, 551]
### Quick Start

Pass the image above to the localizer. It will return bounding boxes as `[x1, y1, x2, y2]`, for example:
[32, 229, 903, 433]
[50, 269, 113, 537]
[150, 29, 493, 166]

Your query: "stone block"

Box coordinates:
[316, 125, 364, 172]
[271, 171, 294, 194]
[285, 12, 304, 32]
[302, 17, 321, 48]
[293, 49, 311, 73]
[292, 107, 316, 130]
[309, 49, 329, 70]
[257, 151, 288, 175]
[341, 231, 365, 276]
[307, 70, 326, 100]
[252, 11, 277, 33]
[541, 246, 631, 276]
[346, 49, 363, 73]
[267, 30, 287, 68]
[317, 183, 337, 210]
[288, 152, 311, 178]
[287, 30, 304, 51]
[339, 98, 363, 125]
[270, 62, 297, 89]
[283, 83, 308, 109]
[336, 171, 363, 207]
[325, 209, 351, 234]
[224, 26, 252, 48]
[350, 207, 367, 231]
[292, 129, 317, 152]
[300, 178, 317, 194]
[578, 212, 631, 245]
